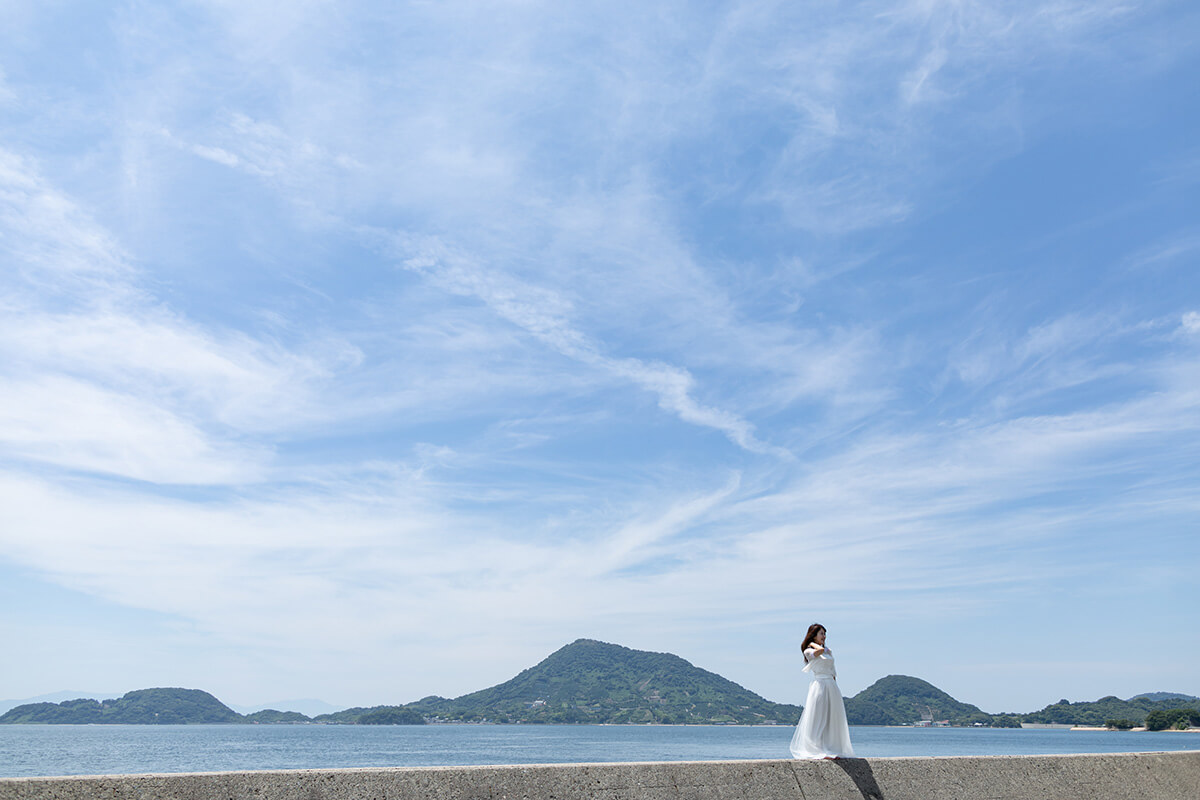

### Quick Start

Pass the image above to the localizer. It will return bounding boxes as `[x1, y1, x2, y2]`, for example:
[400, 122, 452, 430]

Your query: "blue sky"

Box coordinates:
[1, 1, 1197, 715]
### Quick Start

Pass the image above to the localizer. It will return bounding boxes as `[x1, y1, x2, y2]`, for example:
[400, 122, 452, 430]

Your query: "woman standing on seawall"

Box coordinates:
[789, 623, 855, 759]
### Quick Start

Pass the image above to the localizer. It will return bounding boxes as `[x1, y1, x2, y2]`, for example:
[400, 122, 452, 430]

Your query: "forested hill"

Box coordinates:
[845, 675, 994, 726]
[842, 676, 1200, 727]
[0, 688, 241, 724]
[407, 638, 803, 724]
[1019, 694, 1200, 727]
[1129, 692, 1199, 703]
[0, 689, 427, 726]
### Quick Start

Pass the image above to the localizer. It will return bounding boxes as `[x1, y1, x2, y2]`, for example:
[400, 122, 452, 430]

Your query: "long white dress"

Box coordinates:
[789, 646, 855, 759]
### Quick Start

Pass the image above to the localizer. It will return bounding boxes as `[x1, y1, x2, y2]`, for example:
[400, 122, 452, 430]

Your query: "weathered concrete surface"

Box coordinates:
[1, 751, 1198, 800]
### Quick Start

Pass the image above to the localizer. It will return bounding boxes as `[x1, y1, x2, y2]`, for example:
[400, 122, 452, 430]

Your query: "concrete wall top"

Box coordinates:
[2, 750, 1199, 800]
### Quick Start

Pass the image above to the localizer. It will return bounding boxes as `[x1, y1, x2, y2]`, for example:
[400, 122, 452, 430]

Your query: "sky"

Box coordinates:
[0, 0, 1197, 716]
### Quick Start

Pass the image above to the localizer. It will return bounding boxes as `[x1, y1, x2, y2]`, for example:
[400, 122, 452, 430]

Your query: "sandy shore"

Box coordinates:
[1071, 725, 1200, 732]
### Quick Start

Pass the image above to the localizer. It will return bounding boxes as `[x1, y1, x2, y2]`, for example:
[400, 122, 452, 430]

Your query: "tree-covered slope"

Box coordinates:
[311, 706, 425, 724]
[1020, 695, 1200, 726]
[0, 688, 241, 724]
[243, 709, 312, 723]
[1128, 692, 1199, 703]
[409, 638, 802, 724]
[845, 675, 991, 726]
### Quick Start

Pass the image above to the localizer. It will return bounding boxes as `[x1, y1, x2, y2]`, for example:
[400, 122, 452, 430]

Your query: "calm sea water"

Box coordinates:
[1, 724, 1197, 778]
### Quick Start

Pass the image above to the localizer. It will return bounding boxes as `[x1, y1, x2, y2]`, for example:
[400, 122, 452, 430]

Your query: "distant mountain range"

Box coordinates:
[2, 639, 1197, 726]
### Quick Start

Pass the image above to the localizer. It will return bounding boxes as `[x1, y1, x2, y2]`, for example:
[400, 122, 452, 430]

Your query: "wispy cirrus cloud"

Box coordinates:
[0, 146, 354, 484]
[160, 114, 362, 181]
[1125, 230, 1200, 272]
[395, 234, 784, 455]
[0, 377, 268, 484]
[0, 149, 130, 285]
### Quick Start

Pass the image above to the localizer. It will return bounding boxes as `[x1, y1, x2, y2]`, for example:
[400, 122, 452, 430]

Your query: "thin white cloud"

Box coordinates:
[396, 234, 786, 456]
[0, 377, 268, 484]
[0, 140, 356, 483]
[1125, 231, 1200, 271]
[0, 307, 355, 432]
[0, 467, 744, 660]
[187, 142, 242, 169]
[160, 114, 361, 182]
[901, 46, 949, 106]
[0, 148, 130, 283]
[943, 309, 1156, 411]
[707, 0, 1162, 233]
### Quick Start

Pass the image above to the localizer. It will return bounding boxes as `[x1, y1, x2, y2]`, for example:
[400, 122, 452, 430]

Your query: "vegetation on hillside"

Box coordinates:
[243, 709, 311, 723]
[2, 641, 1195, 728]
[0, 688, 240, 724]
[844, 675, 991, 726]
[358, 708, 426, 725]
[989, 715, 1022, 728]
[408, 639, 802, 724]
[1145, 708, 1200, 731]
[1019, 695, 1200, 727]
[311, 706, 425, 724]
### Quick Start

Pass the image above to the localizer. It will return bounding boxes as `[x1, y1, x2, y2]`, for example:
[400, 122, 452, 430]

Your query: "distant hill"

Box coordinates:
[1128, 692, 1199, 703]
[243, 709, 312, 724]
[312, 706, 425, 725]
[0, 690, 121, 716]
[1020, 695, 1200, 726]
[0, 688, 240, 724]
[407, 638, 802, 724]
[842, 679, 1200, 728]
[0, 691, 425, 726]
[844, 675, 992, 726]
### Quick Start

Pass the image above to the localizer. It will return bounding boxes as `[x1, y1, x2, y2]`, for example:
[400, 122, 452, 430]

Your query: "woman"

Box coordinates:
[789, 623, 855, 759]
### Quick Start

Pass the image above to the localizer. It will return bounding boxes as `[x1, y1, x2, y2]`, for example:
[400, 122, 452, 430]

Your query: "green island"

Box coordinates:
[844, 674, 996, 726]
[2, 639, 1196, 727]
[404, 638, 801, 724]
[0, 688, 241, 724]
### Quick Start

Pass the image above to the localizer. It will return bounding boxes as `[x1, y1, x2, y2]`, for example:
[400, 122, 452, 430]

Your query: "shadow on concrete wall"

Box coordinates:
[832, 758, 885, 800]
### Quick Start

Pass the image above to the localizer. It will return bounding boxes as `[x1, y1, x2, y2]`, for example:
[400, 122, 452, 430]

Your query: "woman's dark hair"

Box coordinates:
[801, 623, 826, 661]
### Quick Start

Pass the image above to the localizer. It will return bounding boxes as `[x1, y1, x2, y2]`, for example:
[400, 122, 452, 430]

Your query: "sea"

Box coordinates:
[1, 725, 1198, 778]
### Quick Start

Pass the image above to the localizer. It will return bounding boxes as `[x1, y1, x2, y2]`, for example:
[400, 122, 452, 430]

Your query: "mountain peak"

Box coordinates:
[846, 674, 986, 726]
[409, 639, 800, 724]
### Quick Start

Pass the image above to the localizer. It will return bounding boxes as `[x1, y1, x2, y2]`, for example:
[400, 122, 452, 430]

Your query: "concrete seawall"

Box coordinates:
[2, 751, 1198, 800]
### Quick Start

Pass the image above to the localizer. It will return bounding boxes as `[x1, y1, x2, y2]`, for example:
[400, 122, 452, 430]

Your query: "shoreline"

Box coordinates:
[1071, 726, 1200, 732]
